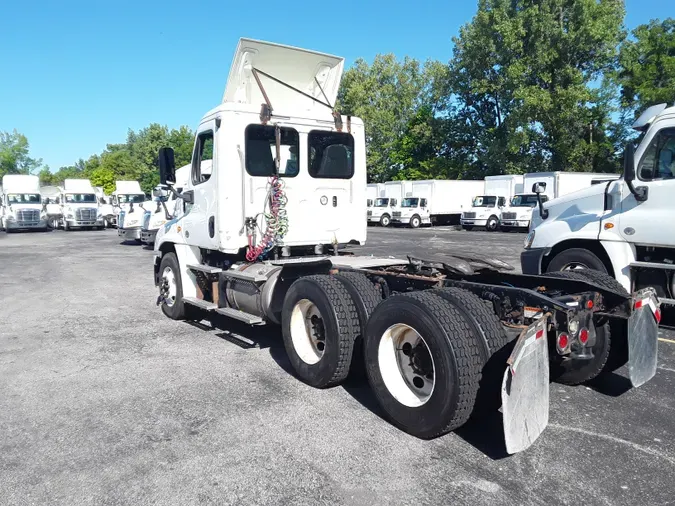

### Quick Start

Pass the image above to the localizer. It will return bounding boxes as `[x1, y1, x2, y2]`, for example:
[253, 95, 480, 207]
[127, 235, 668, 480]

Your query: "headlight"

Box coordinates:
[7, 215, 16, 222]
[67, 213, 74, 218]
[524, 230, 535, 249]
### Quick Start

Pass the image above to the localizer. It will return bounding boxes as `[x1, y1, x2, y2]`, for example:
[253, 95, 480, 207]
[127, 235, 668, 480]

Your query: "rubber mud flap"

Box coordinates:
[628, 288, 660, 388]
[501, 316, 550, 455]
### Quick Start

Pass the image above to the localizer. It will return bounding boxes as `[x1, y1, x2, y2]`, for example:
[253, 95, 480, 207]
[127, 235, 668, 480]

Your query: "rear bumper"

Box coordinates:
[520, 248, 549, 275]
[141, 229, 157, 244]
[118, 227, 141, 240]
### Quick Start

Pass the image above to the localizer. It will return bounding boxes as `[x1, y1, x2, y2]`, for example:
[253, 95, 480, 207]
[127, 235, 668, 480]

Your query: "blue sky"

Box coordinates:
[0, 0, 666, 171]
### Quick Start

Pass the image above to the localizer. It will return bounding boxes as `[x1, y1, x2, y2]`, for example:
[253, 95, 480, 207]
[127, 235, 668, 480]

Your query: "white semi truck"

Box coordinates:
[41, 185, 63, 228]
[59, 179, 105, 230]
[0, 175, 49, 232]
[522, 103, 675, 307]
[150, 37, 661, 455]
[461, 175, 523, 231]
[391, 179, 483, 227]
[501, 172, 619, 232]
[115, 181, 149, 242]
[141, 164, 191, 246]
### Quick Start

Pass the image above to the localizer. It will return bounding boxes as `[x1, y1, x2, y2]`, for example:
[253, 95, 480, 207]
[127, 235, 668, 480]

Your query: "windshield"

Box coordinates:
[6, 193, 41, 204]
[118, 194, 145, 204]
[374, 198, 390, 207]
[472, 196, 496, 207]
[65, 193, 97, 204]
[510, 195, 540, 207]
[401, 198, 419, 208]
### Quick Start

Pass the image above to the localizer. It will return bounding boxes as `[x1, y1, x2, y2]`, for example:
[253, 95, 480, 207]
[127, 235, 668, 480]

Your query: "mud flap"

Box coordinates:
[501, 315, 550, 454]
[628, 288, 660, 388]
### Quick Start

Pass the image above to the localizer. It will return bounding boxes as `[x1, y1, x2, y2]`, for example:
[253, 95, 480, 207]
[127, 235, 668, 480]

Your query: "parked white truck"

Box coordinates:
[150, 37, 661, 455]
[366, 183, 380, 208]
[115, 181, 148, 242]
[41, 185, 63, 228]
[522, 103, 675, 307]
[0, 175, 49, 232]
[500, 172, 619, 232]
[141, 164, 190, 246]
[461, 175, 523, 231]
[391, 179, 483, 227]
[368, 181, 408, 226]
[59, 179, 105, 230]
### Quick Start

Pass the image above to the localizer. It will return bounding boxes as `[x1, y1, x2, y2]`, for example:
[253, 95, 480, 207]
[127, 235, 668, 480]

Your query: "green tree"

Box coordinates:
[0, 130, 42, 176]
[338, 55, 439, 182]
[89, 167, 117, 194]
[618, 18, 675, 112]
[447, 0, 625, 175]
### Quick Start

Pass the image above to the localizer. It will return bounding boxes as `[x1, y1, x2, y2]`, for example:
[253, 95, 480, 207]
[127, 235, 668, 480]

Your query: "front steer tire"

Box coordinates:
[282, 275, 360, 389]
[364, 291, 483, 439]
[158, 252, 186, 320]
[544, 270, 628, 385]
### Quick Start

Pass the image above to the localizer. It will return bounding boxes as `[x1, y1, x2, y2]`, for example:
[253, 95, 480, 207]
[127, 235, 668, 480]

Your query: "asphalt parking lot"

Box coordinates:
[1, 227, 674, 506]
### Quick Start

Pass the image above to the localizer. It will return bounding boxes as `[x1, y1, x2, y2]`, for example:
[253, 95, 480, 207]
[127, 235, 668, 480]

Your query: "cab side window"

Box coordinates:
[638, 127, 675, 181]
[192, 131, 214, 184]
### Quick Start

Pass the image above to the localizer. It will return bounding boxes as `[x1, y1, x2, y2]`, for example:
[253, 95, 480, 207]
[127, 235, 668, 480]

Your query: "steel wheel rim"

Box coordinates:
[290, 299, 326, 364]
[382, 216, 390, 226]
[162, 266, 177, 307]
[412, 217, 420, 227]
[378, 323, 435, 407]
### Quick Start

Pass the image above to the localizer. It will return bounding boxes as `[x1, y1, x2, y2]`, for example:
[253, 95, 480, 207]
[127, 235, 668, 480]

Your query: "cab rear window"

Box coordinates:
[308, 131, 354, 179]
[245, 125, 299, 177]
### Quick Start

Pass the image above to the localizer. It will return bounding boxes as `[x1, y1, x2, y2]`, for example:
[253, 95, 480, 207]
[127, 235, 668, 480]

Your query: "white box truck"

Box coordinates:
[500, 172, 619, 232]
[59, 179, 105, 230]
[114, 181, 149, 242]
[368, 181, 409, 226]
[0, 174, 49, 232]
[461, 175, 523, 231]
[366, 183, 379, 208]
[391, 179, 484, 227]
[149, 37, 661, 455]
[523, 102, 675, 308]
[141, 164, 191, 245]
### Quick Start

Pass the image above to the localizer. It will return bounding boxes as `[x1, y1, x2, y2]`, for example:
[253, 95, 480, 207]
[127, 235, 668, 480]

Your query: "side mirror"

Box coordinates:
[532, 183, 545, 194]
[152, 188, 168, 198]
[158, 147, 176, 185]
[623, 142, 648, 202]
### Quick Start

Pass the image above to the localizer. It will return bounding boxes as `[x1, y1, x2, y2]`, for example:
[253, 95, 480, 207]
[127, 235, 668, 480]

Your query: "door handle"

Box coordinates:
[333, 196, 337, 207]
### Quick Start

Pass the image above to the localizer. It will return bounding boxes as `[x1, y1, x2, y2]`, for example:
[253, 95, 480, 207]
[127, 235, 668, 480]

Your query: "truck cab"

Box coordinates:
[59, 179, 105, 230]
[141, 164, 190, 246]
[368, 197, 398, 227]
[114, 181, 148, 242]
[500, 193, 547, 231]
[391, 197, 429, 228]
[0, 175, 49, 232]
[522, 103, 675, 306]
[461, 195, 506, 231]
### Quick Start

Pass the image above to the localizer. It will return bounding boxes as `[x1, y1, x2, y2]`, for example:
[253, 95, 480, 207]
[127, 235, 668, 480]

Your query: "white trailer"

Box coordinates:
[149, 37, 661, 455]
[391, 179, 484, 227]
[461, 175, 523, 231]
[501, 172, 619, 232]
[0, 175, 49, 232]
[523, 103, 675, 307]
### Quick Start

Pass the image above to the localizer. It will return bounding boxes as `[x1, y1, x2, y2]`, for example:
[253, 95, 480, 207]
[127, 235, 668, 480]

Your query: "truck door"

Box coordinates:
[615, 125, 675, 247]
[180, 120, 220, 250]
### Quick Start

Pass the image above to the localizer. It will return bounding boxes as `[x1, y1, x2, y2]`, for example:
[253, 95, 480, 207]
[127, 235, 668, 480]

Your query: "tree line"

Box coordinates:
[1, 2, 673, 189]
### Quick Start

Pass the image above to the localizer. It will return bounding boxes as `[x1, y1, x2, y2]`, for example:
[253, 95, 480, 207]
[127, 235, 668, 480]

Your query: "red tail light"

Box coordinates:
[557, 333, 569, 350]
[586, 300, 594, 309]
[579, 328, 589, 345]
[655, 309, 662, 323]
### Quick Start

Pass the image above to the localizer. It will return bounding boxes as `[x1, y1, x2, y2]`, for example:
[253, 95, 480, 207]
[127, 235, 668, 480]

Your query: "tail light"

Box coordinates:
[557, 333, 570, 352]
[579, 328, 589, 345]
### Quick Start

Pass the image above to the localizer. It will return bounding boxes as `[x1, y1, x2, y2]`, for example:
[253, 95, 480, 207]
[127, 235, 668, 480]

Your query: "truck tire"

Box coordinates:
[282, 275, 360, 389]
[462, 225, 473, 231]
[544, 270, 628, 384]
[409, 215, 421, 229]
[546, 248, 607, 274]
[380, 214, 391, 227]
[334, 272, 383, 376]
[431, 287, 513, 414]
[364, 291, 482, 439]
[486, 216, 499, 231]
[158, 252, 186, 320]
[63, 220, 69, 231]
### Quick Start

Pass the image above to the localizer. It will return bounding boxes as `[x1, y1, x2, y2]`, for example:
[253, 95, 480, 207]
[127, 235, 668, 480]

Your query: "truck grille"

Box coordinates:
[367, 210, 372, 217]
[463, 212, 476, 219]
[17, 208, 40, 224]
[142, 211, 152, 230]
[393, 211, 401, 218]
[502, 212, 517, 220]
[75, 208, 97, 221]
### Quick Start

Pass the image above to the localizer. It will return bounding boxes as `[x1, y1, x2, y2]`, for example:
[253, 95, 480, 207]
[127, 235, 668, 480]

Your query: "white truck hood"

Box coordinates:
[531, 182, 608, 230]
[223, 38, 344, 114]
